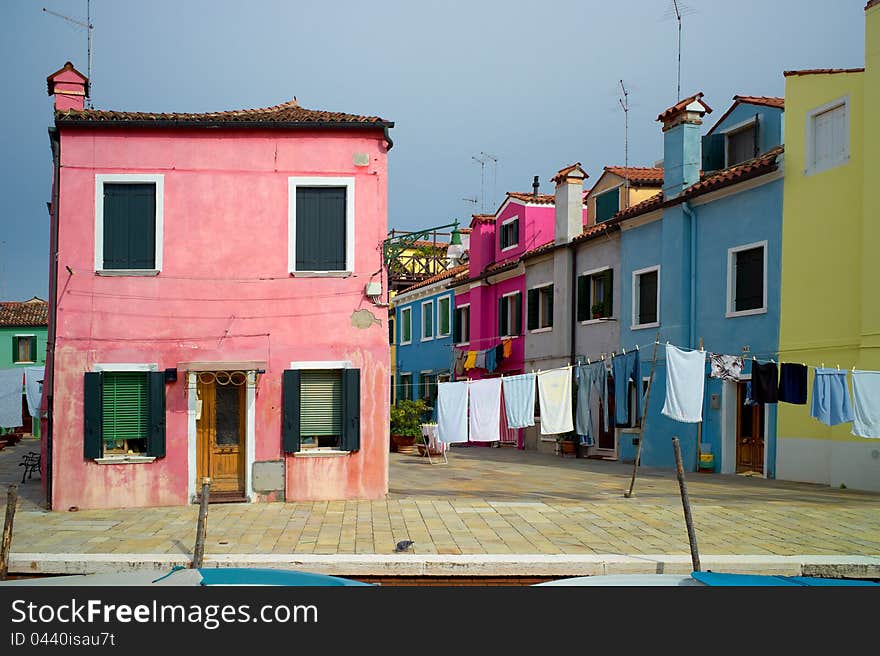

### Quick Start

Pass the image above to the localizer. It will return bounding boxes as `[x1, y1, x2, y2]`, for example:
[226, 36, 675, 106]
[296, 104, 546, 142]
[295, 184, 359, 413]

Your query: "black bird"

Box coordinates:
[395, 540, 414, 553]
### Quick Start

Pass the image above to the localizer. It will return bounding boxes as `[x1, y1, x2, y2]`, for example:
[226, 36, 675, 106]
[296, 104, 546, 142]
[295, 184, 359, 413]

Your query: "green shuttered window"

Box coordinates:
[282, 368, 361, 453]
[438, 297, 451, 337]
[733, 246, 764, 312]
[594, 188, 620, 223]
[103, 183, 157, 270]
[295, 187, 346, 271]
[13, 336, 36, 363]
[400, 307, 412, 344]
[300, 371, 342, 440]
[498, 293, 522, 337]
[636, 270, 659, 325]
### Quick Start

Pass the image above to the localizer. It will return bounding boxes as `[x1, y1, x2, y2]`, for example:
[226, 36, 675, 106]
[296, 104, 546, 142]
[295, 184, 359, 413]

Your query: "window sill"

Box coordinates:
[530, 327, 553, 334]
[500, 245, 519, 253]
[726, 308, 767, 319]
[455, 342, 470, 348]
[631, 322, 659, 331]
[13, 361, 36, 365]
[580, 318, 613, 326]
[805, 157, 849, 177]
[96, 269, 160, 277]
[420, 336, 434, 342]
[437, 332, 451, 339]
[399, 341, 412, 346]
[290, 271, 352, 278]
[293, 450, 350, 458]
[94, 456, 157, 465]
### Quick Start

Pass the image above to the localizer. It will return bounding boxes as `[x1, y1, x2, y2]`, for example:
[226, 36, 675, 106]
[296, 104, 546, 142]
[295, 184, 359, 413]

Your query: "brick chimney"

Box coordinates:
[551, 163, 588, 244]
[657, 92, 712, 197]
[47, 62, 89, 111]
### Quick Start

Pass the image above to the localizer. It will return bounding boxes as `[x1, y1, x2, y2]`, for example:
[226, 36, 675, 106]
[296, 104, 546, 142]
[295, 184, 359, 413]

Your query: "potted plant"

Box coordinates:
[390, 399, 428, 454]
[557, 433, 578, 457]
[591, 302, 608, 319]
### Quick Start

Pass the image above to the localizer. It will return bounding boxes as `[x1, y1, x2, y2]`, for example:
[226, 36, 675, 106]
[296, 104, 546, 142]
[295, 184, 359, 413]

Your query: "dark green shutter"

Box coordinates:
[498, 296, 507, 336]
[547, 287, 554, 327]
[282, 370, 301, 453]
[296, 187, 346, 271]
[753, 114, 760, 159]
[527, 289, 539, 330]
[453, 308, 461, 343]
[577, 275, 589, 322]
[147, 371, 166, 458]
[603, 269, 614, 316]
[513, 293, 522, 335]
[512, 220, 519, 245]
[735, 247, 764, 311]
[702, 134, 726, 172]
[103, 183, 156, 270]
[341, 369, 361, 452]
[10, 337, 15, 364]
[595, 189, 620, 223]
[84, 372, 103, 459]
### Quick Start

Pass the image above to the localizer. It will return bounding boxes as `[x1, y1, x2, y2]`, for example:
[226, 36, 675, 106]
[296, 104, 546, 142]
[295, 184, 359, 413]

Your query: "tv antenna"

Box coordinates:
[43, 1, 94, 106]
[663, 0, 695, 102]
[471, 152, 498, 213]
[619, 80, 630, 209]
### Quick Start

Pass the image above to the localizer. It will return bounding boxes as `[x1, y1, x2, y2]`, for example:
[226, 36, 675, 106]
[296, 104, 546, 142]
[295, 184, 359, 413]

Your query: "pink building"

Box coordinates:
[452, 176, 587, 444]
[42, 62, 394, 509]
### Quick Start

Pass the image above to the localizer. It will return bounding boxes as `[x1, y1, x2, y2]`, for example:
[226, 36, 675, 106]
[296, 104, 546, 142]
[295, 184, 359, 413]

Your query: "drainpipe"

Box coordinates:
[682, 201, 696, 349]
[570, 244, 577, 366]
[46, 127, 61, 509]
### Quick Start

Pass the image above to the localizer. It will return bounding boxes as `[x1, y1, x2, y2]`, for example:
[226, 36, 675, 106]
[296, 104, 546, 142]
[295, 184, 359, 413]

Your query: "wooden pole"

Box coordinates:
[0, 484, 19, 580]
[672, 437, 701, 572]
[624, 331, 660, 498]
[191, 477, 211, 569]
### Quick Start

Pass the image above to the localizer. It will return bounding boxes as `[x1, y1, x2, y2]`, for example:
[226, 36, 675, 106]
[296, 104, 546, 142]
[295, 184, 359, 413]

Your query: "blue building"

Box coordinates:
[393, 264, 468, 409]
[616, 93, 785, 475]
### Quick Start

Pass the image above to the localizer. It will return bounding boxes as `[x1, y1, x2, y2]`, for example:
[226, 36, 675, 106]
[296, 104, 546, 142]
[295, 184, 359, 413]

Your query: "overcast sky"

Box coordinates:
[0, 0, 867, 300]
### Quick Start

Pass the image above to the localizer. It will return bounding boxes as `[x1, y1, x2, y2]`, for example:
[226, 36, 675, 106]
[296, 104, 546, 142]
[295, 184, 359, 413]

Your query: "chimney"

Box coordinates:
[47, 61, 89, 112]
[551, 163, 588, 245]
[532, 176, 540, 197]
[657, 92, 712, 197]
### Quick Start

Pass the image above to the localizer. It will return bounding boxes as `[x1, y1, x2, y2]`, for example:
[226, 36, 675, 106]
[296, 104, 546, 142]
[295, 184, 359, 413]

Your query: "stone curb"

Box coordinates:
[10, 553, 880, 578]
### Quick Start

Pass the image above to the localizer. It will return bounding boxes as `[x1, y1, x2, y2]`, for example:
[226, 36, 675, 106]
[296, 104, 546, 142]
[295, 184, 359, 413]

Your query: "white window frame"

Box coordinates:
[399, 373, 412, 401]
[421, 299, 435, 342]
[631, 265, 660, 330]
[580, 266, 614, 325]
[400, 307, 412, 345]
[437, 295, 452, 338]
[13, 334, 37, 364]
[500, 216, 520, 252]
[288, 176, 355, 275]
[94, 173, 164, 275]
[455, 303, 471, 346]
[726, 240, 768, 318]
[723, 117, 758, 168]
[805, 96, 849, 176]
[529, 282, 553, 333]
[500, 290, 521, 338]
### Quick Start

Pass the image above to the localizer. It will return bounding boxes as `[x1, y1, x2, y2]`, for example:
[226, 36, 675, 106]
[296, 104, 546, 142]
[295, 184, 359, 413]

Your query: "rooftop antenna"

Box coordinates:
[619, 79, 630, 209]
[472, 152, 498, 213]
[480, 152, 498, 209]
[43, 1, 94, 107]
[663, 0, 696, 102]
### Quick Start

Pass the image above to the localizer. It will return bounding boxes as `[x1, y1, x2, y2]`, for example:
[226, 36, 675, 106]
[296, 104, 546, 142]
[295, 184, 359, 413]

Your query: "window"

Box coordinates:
[807, 99, 849, 175]
[83, 367, 165, 460]
[388, 316, 395, 345]
[400, 307, 412, 345]
[632, 266, 660, 328]
[282, 365, 360, 453]
[399, 373, 412, 401]
[421, 300, 434, 341]
[594, 188, 621, 223]
[577, 268, 613, 321]
[500, 217, 519, 250]
[13, 335, 37, 363]
[727, 242, 767, 316]
[289, 177, 355, 273]
[726, 121, 757, 167]
[437, 296, 451, 338]
[498, 292, 522, 337]
[454, 304, 470, 344]
[95, 175, 164, 273]
[527, 284, 553, 331]
[420, 373, 438, 405]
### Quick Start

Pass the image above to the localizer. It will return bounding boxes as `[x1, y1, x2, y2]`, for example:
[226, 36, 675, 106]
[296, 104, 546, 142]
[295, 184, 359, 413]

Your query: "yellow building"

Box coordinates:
[584, 166, 664, 225]
[776, 1, 879, 491]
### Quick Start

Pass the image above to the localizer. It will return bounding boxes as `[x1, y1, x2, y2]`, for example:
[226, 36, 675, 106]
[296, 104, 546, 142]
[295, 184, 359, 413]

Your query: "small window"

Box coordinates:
[633, 267, 659, 328]
[399, 373, 412, 401]
[808, 101, 848, 175]
[100, 182, 158, 270]
[577, 269, 613, 321]
[299, 370, 342, 450]
[454, 305, 470, 344]
[295, 187, 346, 271]
[102, 372, 149, 455]
[13, 336, 37, 363]
[421, 300, 434, 341]
[400, 307, 412, 344]
[594, 188, 620, 223]
[500, 218, 520, 250]
[420, 373, 438, 406]
[437, 297, 451, 338]
[726, 123, 757, 167]
[498, 292, 522, 337]
[728, 243, 766, 316]
[527, 285, 553, 331]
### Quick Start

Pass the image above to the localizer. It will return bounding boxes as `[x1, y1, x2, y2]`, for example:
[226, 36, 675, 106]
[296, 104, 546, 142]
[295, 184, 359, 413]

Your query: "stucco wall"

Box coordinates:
[395, 285, 454, 399]
[51, 127, 390, 509]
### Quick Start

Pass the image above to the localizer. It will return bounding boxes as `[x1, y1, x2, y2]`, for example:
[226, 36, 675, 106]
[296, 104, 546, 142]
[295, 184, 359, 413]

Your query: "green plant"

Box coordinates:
[390, 399, 428, 438]
[591, 302, 608, 318]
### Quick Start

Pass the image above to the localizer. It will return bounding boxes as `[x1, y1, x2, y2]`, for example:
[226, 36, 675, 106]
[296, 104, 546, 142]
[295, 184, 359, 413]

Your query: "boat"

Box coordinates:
[535, 571, 879, 586]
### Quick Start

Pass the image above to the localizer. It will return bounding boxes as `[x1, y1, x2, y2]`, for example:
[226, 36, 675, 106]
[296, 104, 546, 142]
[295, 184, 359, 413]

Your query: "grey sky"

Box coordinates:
[0, 0, 867, 300]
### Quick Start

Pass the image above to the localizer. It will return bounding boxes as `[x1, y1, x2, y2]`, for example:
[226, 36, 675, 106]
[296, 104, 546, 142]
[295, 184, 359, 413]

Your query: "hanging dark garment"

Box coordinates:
[751, 361, 779, 404]
[778, 363, 808, 405]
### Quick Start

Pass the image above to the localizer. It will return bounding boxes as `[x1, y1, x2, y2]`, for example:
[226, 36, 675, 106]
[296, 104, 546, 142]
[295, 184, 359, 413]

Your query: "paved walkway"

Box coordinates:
[2, 444, 878, 570]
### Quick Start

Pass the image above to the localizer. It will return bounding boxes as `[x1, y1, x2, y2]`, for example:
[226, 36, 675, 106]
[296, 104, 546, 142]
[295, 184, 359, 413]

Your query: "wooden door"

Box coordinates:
[736, 382, 765, 473]
[197, 376, 246, 497]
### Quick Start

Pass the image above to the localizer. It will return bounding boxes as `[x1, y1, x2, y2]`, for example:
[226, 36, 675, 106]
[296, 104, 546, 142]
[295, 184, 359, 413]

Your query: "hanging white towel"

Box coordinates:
[537, 368, 573, 435]
[25, 366, 44, 419]
[501, 373, 536, 429]
[0, 368, 23, 429]
[661, 344, 706, 423]
[851, 370, 880, 439]
[437, 381, 469, 444]
[468, 378, 502, 442]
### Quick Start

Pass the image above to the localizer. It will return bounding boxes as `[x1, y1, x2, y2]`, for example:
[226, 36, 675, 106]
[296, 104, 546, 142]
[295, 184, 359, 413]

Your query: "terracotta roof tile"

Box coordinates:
[602, 166, 664, 186]
[868, 0, 880, 9]
[571, 221, 620, 244]
[733, 95, 784, 109]
[520, 239, 556, 260]
[550, 162, 588, 184]
[395, 264, 468, 296]
[783, 68, 864, 77]
[55, 98, 393, 127]
[470, 214, 496, 224]
[657, 92, 713, 123]
[506, 192, 557, 205]
[0, 298, 48, 327]
[614, 192, 665, 220]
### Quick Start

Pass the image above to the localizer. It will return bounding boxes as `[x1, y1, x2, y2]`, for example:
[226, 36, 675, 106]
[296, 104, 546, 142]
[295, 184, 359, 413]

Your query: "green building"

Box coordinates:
[1, 297, 48, 435]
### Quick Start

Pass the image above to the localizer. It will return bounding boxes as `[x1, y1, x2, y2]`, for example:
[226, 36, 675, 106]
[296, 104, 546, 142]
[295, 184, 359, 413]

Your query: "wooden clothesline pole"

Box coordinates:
[624, 331, 660, 498]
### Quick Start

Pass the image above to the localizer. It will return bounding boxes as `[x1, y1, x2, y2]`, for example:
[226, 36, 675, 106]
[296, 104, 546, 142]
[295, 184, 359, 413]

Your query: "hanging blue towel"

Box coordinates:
[485, 347, 497, 373]
[850, 370, 880, 438]
[810, 368, 854, 426]
[501, 373, 536, 429]
[0, 368, 23, 429]
[25, 367, 44, 418]
[612, 350, 640, 426]
[575, 364, 605, 445]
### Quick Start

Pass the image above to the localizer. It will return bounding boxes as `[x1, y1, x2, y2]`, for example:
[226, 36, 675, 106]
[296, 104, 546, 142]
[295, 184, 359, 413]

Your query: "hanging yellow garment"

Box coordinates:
[464, 350, 478, 370]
